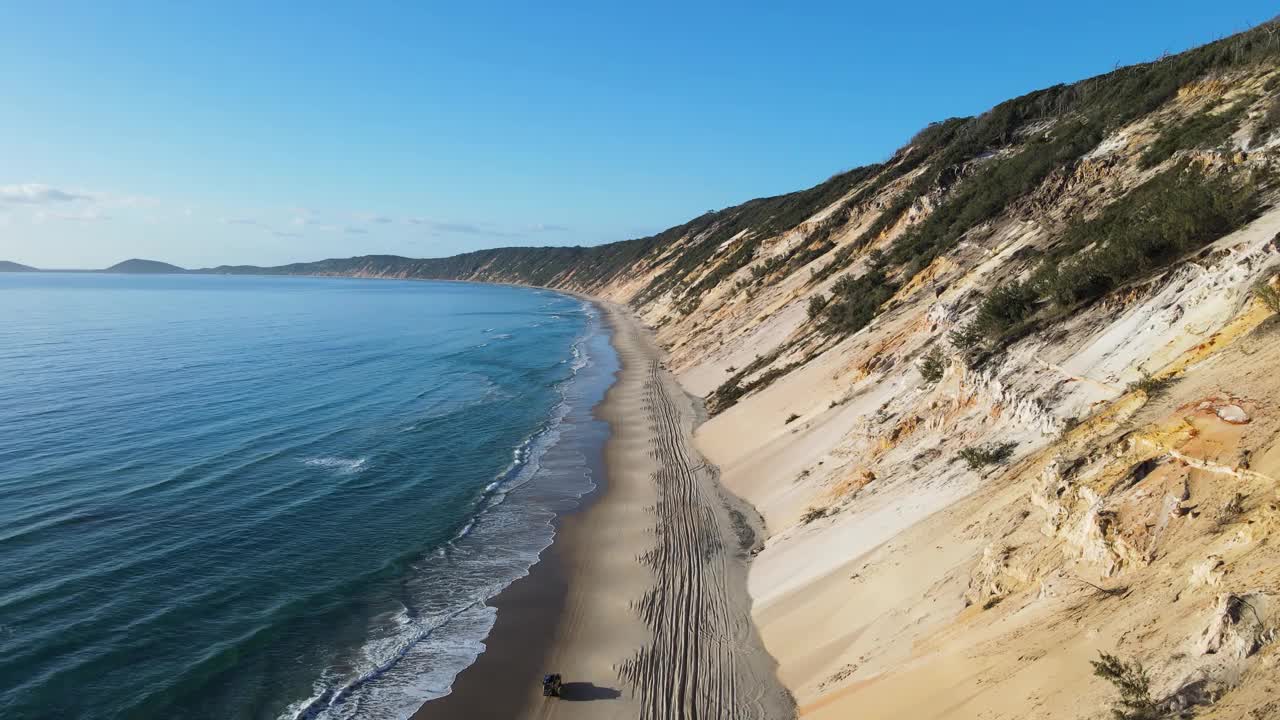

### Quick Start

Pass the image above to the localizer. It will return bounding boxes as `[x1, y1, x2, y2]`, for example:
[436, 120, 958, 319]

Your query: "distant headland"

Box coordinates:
[0, 258, 188, 274]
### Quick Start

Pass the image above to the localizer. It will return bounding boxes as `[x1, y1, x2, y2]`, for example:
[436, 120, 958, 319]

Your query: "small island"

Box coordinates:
[104, 259, 188, 274]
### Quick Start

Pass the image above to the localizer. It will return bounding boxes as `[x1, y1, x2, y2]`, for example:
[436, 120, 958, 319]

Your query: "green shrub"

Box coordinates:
[1056, 415, 1081, 443]
[807, 294, 830, 320]
[800, 507, 830, 524]
[708, 349, 792, 415]
[1256, 278, 1280, 313]
[818, 269, 898, 336]
[1139, 100, 1249, 168]
[918, 346, 947, 383]
[1128, 371, 1175, 396]
[1091, 652, 1163, 720]
[949, 323, 983, 352]
[959, 442, 1017, 470]
[972, 281, 1039, 339]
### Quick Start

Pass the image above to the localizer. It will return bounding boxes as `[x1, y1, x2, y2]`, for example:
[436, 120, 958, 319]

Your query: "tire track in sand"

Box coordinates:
[616, 360, 790, 720]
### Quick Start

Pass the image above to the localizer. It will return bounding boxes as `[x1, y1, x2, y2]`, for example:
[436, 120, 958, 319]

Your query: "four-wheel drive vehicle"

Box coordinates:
[542, 673, 563, 697]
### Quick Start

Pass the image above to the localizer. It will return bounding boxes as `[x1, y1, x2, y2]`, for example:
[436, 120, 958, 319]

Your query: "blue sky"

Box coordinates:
[1, 1, 1274, 268]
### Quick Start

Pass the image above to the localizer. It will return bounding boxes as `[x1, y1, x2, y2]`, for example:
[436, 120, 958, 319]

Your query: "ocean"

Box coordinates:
[0, 273, 617, 720]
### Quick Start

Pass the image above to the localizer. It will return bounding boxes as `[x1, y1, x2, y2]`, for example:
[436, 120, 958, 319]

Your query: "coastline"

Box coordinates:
[414, 298, 792, 719]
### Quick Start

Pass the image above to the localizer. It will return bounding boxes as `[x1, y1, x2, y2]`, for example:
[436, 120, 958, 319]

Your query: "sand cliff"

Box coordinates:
[604, 70, 1280, 720]
[578, 38, 1280, 719]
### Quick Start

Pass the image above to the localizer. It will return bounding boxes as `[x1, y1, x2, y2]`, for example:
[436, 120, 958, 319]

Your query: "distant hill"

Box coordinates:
[104, 259, 187, 274]
[0, 261, 38, 272]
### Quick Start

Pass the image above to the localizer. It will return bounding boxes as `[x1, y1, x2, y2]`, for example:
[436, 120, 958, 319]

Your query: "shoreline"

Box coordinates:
[409, 295, 616, 719]
[414, 298, 792, 719]
[411, 296, 638, 719]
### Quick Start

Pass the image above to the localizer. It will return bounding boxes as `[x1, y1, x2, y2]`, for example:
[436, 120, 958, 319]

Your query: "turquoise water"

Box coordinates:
[0, 273, 616, 720]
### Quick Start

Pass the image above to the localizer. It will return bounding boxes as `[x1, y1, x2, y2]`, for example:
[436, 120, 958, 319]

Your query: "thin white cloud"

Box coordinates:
[3, 183, 572, 251]
[1, 182, 168, 228]
[430, 221, 486, 235]
[0, 183, 89, 204]
[405, 218, 522, 238]
[290, 209, 340, 232]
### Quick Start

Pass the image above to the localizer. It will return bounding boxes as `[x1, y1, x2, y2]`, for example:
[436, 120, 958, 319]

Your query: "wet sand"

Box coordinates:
[414, 300, 792, 719]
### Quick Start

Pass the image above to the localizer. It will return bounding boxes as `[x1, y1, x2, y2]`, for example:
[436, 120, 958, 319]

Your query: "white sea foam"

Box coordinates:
[302, 456, 368, 474]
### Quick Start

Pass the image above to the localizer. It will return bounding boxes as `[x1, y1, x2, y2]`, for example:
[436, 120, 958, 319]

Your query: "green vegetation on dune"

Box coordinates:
[1035, 162, 1262, 306]
[959, 442, 1017, 470]
[816, 266, 898, 337]
[952, 161, 1267, 357]
[968, 281, 1039, 340]
[886, 119, 1105, 275]
[1140, 99, 1251, 168]
[806, 21, 1280, 340]
[1252, 92, 1280, 146]
[642, 161, 886, 307]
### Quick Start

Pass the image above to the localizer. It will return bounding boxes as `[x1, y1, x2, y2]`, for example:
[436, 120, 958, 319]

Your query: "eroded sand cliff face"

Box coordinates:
[591, 65, 1280, 718]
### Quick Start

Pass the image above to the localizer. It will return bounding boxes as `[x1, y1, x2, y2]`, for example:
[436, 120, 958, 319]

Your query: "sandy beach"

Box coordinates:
[415, 300, 792, 719]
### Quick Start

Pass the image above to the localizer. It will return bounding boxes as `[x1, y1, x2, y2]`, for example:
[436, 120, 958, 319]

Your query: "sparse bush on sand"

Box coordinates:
[971, 281, 1038, 340]
[1140, 100, 1249, 168]
[785, 413, 801, 424]
[1128, 371, 1175, 396]
[949, 323, 984, 362]
[959, 442, 1017, 470]
[918, 346, 947, 383]
[1057, 415, 1081, 443]
[807, 294, 829, 320]
[800, 507, 830, 524]
[1091, 652, 1164, 720]
[816, 269, 896, 337]
[1255, 278, 1280, 313]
